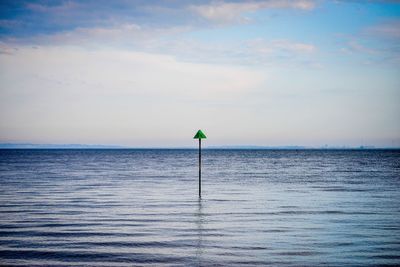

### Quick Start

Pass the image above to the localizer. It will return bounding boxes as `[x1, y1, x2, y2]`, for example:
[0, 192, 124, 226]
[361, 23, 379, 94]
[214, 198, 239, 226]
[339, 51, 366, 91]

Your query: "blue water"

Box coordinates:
[0, 149, 399, 266]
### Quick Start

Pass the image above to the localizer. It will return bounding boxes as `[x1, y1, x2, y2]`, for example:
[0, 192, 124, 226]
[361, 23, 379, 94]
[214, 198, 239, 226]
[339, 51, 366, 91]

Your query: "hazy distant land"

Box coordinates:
[0, 143, 395, 149]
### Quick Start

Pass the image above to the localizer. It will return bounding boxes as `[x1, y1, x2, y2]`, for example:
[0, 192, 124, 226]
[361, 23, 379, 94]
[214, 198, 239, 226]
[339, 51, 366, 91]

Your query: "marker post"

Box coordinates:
[193, 130, 207, 198]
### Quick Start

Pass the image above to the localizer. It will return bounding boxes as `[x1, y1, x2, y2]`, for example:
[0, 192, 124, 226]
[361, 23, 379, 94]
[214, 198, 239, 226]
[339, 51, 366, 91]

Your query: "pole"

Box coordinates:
[194, 129, 206, 198]
[199, 138, 201, 198]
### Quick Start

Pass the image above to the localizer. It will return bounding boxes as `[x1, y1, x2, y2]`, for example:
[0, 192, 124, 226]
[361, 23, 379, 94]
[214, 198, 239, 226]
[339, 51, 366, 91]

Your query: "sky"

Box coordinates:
[0, 0, 399, 147]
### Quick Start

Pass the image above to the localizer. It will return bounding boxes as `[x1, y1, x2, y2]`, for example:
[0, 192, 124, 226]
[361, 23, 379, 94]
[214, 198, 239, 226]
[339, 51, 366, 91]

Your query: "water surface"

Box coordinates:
[0, 149, 399, 266]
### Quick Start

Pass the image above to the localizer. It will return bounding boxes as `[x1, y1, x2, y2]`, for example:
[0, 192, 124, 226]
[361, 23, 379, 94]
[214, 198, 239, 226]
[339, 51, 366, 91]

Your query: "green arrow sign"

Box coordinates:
[193, 130, 207, 139]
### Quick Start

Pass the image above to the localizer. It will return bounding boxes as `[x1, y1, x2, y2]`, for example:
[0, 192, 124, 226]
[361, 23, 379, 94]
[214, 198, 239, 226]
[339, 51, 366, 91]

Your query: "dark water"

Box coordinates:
[0, 149, 399, 266]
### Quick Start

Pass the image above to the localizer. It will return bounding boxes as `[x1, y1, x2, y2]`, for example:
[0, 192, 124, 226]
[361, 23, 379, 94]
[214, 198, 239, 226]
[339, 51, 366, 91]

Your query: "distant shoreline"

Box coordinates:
[0, 145, 399, 150]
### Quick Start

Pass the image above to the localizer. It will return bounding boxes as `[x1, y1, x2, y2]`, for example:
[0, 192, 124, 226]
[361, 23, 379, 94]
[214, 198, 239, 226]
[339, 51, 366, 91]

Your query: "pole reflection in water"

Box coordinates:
[195, 198, 204, 265]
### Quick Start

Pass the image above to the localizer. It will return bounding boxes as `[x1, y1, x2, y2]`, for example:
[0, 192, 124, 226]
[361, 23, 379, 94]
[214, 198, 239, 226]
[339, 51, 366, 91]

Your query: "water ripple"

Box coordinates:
[0, 149, 399, 266]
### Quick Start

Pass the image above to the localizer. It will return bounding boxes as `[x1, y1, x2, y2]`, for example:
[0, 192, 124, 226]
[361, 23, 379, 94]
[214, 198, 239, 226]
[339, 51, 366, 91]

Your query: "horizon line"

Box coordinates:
[0, 143, 399, 150]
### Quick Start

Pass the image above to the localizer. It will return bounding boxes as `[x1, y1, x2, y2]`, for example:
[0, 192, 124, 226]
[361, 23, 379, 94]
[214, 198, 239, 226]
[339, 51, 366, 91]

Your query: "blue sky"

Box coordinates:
[0, 0, 399, 147]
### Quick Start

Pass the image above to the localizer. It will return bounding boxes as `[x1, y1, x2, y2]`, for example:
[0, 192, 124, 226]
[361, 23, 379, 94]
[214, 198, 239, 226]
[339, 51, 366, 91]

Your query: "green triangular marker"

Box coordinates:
[193, 130, 207, 139]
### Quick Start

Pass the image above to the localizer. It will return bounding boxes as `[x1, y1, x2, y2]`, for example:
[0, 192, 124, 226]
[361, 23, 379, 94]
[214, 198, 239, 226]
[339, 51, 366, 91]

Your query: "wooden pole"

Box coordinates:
[199, 138, 201, 198]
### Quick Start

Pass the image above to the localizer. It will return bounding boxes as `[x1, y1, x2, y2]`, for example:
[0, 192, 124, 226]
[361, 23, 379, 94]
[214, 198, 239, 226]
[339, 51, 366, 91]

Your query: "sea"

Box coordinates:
[0, 149, 399, 266]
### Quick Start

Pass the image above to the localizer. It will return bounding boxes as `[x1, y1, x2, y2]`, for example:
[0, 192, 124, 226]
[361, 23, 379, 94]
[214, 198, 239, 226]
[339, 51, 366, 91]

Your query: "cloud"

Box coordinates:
[244, 39, 317, 66]
[0, 0, 398, 146]
[248, 39, 316, 54]
[366, 20, 400, 40]
[345, 40, 378, 54]
[0, 41, 18, 55]
[5, 21, 317, 67]
[46, 23, 191, 45]
[338, 19, 400, 65]
[0, 44, 265, 101]
[189, 0, 316, 24]
[2, 43, 397, 147]
[149, 37, 317, 66]
[25, 1, 81, 13]
[0, 19, 22, 28]
[0, 45, 266, 144]
[340, 38, 400, 65]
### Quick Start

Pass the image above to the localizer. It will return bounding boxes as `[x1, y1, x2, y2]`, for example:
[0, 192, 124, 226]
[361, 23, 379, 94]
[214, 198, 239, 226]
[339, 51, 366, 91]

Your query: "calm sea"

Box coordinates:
[0, 149, 399, 266]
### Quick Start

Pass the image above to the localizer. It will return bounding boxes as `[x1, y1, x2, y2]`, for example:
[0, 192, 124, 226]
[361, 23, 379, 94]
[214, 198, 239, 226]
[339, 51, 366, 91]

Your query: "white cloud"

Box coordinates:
[248, 39, 316, 54]
[0, 42, 18, 55]
[26, 1, 80, 13]
[339, 20, 400, 65]
[345, 40, 378, 54]
[34, 23, 191, 47]
[366, 20, 400, 40]
[189, 0, 315, 24]
[1, 45, 264, 98]
[0, 45, 265, 144]
[10, 23, 318, 67]
[0, 45, 398, 147]
[244, 39, 317, 66]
